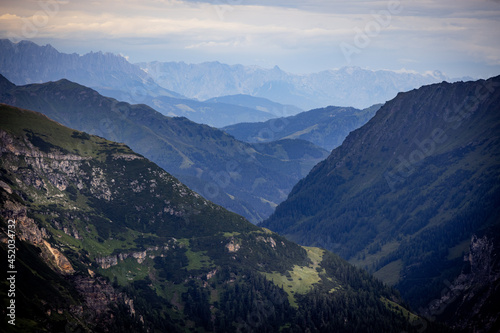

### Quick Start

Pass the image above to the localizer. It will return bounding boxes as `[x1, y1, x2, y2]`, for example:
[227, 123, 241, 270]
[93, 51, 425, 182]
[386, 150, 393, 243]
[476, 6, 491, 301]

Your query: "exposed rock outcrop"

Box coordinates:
[424, 233, 500, 332]
[72, 276, 136, 326]
[225, 237, 241, 253]
[0, 193, 74, 274]
[96, 243, 174, 269]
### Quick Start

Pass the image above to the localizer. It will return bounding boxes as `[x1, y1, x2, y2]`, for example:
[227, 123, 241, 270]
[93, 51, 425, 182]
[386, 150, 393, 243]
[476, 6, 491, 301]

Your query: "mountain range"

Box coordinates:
[0, 74, 328, 223]
[223, 104, 382, 151]
[0, 39, 181, 100]
[260, 75, 500, 328]
[0, 40, 458, 126]
[0, 39, 289, 127]
[139, 60, 452, 110]
[0, 104, 422, 332]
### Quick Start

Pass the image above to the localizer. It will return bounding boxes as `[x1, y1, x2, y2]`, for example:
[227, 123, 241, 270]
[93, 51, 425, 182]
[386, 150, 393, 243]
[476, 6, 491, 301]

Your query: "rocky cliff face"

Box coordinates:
[0, 39, 180, 102]
[0, 127, 139, 330]
[423, 232, 500, 332]
[0, 40, 134, 85]
[72, 275, 138, 328]
[95, 242, 176, 269]
[0, 135, 76, 274]
[0, 107, 201, 331]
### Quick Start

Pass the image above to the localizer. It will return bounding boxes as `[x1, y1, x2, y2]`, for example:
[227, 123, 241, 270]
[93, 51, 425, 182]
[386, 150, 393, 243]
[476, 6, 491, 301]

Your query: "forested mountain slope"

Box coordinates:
[261, 76, 500, 311]
[0, 75, 328, 223]
[0, 104, 423, 332]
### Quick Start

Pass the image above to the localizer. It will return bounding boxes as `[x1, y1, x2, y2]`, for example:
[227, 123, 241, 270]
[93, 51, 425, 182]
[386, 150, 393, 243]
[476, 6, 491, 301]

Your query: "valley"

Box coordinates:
[261, 76, 500, 329]
[0, 104, 422, 332]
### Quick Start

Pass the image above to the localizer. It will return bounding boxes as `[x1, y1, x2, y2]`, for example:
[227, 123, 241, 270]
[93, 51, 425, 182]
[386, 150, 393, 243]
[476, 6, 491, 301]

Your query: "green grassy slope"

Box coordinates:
[0, 104, 426, 332]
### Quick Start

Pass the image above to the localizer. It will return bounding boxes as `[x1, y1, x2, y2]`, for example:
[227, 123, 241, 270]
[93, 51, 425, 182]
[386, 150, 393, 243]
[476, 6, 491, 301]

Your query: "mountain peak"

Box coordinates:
[140, 60, 449, 109]
[0, 73, 15, 91]
[0, 39, 182, 100]
[338, 65, 362, 73]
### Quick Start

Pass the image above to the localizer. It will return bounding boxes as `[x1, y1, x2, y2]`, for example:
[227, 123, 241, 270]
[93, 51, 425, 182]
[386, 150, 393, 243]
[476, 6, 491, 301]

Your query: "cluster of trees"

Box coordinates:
[175, 265, 423, 333]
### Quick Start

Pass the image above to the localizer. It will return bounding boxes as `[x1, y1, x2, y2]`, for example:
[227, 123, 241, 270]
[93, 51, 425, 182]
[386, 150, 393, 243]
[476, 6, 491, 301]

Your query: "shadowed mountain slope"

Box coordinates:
[261, 76, 500, 312]
[0, 75, 328, 223]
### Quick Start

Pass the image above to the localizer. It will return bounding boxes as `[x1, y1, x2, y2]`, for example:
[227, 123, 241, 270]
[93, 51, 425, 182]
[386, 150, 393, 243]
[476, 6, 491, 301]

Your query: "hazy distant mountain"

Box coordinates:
[223, 104, 381, 151]
[0, 75, 328, 223]
[139, 60, 450, 109]
[128, 93, 278, 127]
[205, 94, 303, 117]
[261, 76, 500, 313]
[0, 40, 278, 127]
[0, 39, 181, 100]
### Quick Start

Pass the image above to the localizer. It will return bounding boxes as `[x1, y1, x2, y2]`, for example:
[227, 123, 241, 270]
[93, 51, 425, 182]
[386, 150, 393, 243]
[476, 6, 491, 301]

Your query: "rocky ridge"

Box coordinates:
[0, 77, 329, 223]
[139, 61, 450, 109]
[424, 232, 500, 332]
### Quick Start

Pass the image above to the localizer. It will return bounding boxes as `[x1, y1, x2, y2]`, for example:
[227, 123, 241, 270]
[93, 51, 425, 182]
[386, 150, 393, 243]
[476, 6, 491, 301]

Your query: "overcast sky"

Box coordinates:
[1, 0, 499, 78]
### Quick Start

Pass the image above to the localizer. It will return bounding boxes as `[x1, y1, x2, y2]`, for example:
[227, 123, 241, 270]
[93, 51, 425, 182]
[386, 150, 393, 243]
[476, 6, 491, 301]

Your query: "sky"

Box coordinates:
[1, 0, 500, 79]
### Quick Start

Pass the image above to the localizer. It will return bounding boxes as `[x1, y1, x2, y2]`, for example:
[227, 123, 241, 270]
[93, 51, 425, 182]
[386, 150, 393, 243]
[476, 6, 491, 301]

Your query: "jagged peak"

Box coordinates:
[0, 73, 16, 90]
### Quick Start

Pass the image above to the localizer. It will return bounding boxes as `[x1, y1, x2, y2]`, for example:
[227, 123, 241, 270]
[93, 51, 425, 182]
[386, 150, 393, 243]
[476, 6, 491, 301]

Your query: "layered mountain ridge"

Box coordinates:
[0, 39, 181, 99]
[0, 74, 328, 223]
[205, 94, 303, 118]
[0, 104, 422, 332]
[223, 104, 382, 151]
[139, 60, 450, 109]
[0, 39, 286, 127]
[0, 39, 458, 126]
